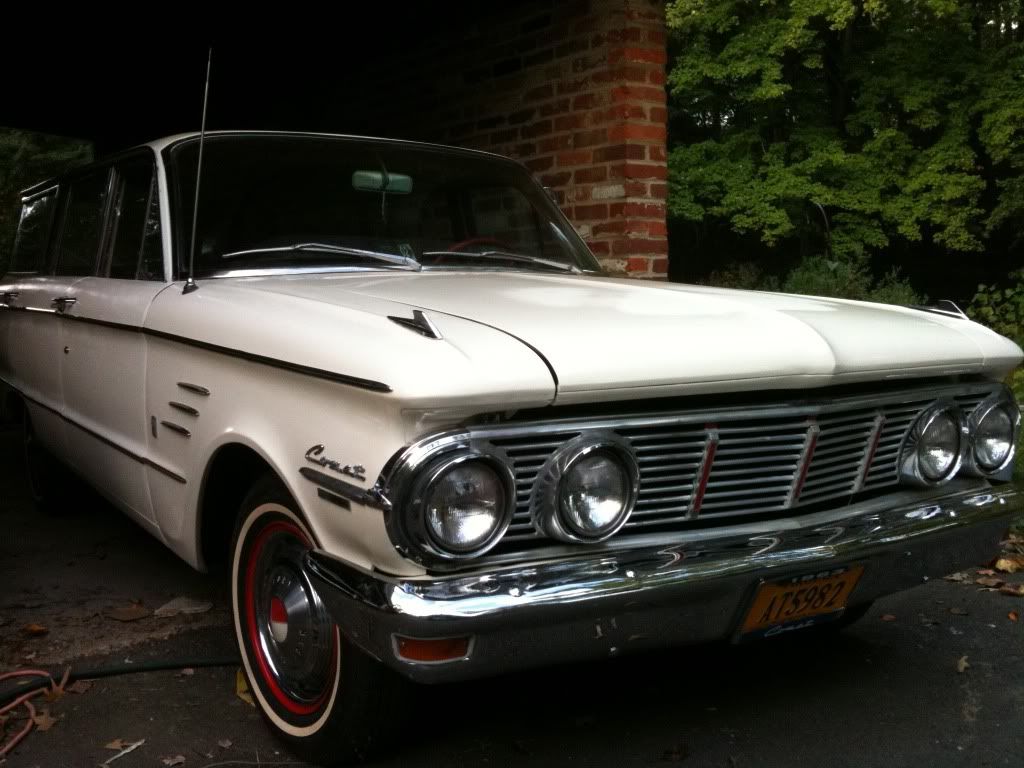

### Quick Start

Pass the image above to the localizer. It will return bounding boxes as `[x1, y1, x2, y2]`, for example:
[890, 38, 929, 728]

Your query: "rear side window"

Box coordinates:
[107, 160, 163, 280]
[55, 169, 111, 276]
[10, 190, 57, 273]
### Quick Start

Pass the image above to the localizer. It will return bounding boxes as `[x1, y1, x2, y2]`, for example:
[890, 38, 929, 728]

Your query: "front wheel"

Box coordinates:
[231, 476, 405, 765]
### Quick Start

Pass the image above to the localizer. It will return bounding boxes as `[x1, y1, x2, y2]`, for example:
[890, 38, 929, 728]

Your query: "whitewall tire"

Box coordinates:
[230, 475, 405, 765]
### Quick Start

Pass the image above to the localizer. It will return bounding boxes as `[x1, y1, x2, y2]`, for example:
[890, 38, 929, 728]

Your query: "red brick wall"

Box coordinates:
[353, 0, 668, 277]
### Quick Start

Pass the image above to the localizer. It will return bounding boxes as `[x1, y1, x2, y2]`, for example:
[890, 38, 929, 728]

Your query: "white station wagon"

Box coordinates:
[1, 131, 1021, 765]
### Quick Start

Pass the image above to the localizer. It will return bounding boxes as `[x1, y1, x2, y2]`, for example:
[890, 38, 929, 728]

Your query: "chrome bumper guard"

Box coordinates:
[304, 481, 1020, 683]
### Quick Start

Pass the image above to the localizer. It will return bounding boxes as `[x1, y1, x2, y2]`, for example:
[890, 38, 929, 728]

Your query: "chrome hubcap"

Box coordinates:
[252, 530, 334, 704]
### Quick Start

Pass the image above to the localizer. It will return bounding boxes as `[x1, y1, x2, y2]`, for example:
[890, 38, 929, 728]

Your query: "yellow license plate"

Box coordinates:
[740, 566, 864, 638]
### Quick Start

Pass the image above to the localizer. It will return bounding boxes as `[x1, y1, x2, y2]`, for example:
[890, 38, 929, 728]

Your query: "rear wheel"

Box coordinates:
[230, 475, 405, 766]
[21, 408, 64, 514]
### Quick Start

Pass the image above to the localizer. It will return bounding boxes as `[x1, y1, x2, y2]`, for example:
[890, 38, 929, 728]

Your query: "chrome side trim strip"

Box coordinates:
[0, 376, 186, 484]
[299, 467, 390, 510]
[160, 420, 191, 438]
[0, 304, 58, 315]
[317, 487, 352, 511]
[1, 308, 392, 394]
[177, 382, 210, 396]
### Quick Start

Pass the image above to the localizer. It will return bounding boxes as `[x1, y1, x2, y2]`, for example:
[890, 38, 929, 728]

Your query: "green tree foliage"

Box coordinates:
[0, 129, 93, 272]
[968, 270, 1024, 398]
[666, 0, 1024, 302]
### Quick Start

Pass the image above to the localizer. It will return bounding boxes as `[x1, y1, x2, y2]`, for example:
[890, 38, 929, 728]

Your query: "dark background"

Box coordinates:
[0, 14, 494, 154]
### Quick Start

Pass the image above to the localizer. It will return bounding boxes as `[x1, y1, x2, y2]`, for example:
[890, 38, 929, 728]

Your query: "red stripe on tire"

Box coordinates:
[243, 519, 337, 716]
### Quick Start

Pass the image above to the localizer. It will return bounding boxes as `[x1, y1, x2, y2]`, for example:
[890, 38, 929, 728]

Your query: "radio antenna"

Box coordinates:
[183, 47, 212, 295]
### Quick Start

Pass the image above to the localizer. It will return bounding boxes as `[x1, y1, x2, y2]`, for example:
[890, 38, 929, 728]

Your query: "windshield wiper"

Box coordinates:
[220, 243, 421, 270]
[421, 250, 580, 273]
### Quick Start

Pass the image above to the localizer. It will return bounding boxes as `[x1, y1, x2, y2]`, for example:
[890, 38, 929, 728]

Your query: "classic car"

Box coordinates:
[1, 130, 1021, 765]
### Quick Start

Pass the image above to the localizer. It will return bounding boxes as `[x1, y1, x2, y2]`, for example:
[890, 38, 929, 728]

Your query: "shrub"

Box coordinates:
[702, 253, 921, 305]
[967, 270, 1024, 403]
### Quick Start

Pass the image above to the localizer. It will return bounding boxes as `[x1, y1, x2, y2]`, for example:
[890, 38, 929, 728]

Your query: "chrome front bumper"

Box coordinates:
[304, 481, 1020, 683]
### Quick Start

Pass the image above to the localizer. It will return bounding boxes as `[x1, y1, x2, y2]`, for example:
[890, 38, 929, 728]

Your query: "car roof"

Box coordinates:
[20, 130, 519, 198]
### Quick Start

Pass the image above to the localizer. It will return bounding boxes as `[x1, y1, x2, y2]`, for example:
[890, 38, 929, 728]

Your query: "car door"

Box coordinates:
[59, 152, 168, 526]
[0, 183, 85, 462]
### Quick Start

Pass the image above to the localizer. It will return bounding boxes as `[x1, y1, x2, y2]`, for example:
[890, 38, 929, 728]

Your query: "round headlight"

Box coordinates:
[560, 450, 631, 538]
[901, 401, 964, 485]
[968, 398, 1018, 474]
[421, 458, 511, 556]
[532, 436, 640, 544]
[917, 410, 961, 481]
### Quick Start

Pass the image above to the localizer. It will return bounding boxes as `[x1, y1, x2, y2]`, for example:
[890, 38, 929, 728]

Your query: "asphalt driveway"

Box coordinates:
[1, 423, 1022, 768]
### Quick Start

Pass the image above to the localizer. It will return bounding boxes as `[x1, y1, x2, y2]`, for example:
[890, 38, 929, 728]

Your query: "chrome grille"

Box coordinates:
[486, 385, 995, 549]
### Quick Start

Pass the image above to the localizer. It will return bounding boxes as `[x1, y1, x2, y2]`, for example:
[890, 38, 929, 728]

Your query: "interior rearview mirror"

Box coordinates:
[352, 170, 413, 194]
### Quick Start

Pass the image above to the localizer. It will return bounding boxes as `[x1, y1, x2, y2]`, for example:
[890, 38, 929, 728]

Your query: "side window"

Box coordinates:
[138, 176, 164, 281]
[107, 160, 163, 280]
[9, 190, 57, 273]
[54, 169, 111, 276]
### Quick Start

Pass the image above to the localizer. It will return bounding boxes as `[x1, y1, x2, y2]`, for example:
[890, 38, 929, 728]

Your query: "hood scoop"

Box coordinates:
[388, 309, 443, 339]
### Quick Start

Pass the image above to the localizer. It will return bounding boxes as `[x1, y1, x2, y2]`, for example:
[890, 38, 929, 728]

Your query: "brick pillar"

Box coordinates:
[543, 0, 669, 277]
[347, 0, 670, 277]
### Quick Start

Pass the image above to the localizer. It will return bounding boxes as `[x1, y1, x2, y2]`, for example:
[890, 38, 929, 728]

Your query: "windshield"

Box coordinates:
[167, 134, 601, 278]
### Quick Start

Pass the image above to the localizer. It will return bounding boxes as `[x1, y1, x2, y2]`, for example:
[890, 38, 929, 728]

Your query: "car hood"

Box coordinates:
[216, 271, 1022, 405]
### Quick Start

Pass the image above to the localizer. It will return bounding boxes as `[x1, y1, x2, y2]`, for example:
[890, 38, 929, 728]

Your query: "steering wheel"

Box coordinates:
[444, 236, 513, 252]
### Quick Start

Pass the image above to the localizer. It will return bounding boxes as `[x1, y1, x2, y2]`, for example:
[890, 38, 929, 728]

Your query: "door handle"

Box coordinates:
[1, 291, 18, 304]
[51, 296, 77, 312]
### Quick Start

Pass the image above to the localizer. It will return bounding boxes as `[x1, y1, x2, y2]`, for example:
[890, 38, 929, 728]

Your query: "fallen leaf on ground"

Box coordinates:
[217, 739, 232, 749]
[178, 668, 195, 676]
[42, 668, 71, 703]
[995, 556, 1024, 574]
[32, 708, 57, 731]
[235, 669, 254, 707]
[949, 607, 969, 616]
[67, 680, 92, 694]
[104, 604, 151, 622]
[154, 597, 213, 618]
[977, 576, 1005, 588]
[22, 623, 48, 636]
[957, 655, 970, 673]
[999, 584, 1024, 597]
[944, 572, 971, 583]
[161, 755, 186, 766]
[978, 568, 997, 576]
[1010, 611, 1019, 622]
[881, 614, 897, 621]
[105, 739, 131, 750]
